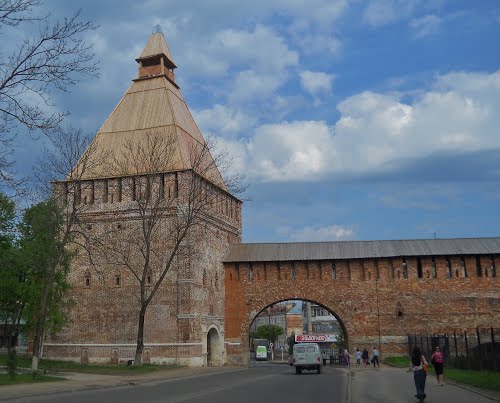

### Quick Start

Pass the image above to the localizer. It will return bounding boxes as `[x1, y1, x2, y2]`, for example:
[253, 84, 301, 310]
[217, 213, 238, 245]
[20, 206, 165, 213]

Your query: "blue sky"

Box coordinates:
[7, 0, 500, 243]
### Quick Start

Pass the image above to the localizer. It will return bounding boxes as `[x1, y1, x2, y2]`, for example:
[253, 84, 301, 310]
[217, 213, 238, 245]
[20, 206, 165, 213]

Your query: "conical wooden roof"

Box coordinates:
[72, 30, 226, 190]
[137, 30, 176, 67]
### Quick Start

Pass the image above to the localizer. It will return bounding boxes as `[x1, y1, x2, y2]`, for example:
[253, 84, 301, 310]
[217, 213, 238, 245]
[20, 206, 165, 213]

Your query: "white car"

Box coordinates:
[292, 343, 322, 374]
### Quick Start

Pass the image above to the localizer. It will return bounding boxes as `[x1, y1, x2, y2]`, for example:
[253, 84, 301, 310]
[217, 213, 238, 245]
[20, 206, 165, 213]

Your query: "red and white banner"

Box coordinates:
[295, 334, 336, 343]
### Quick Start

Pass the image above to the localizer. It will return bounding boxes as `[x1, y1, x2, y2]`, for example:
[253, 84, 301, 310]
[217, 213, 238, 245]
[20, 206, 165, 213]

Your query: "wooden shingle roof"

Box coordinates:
[224, 237, 500, 262]
[70, 30, 225, 190]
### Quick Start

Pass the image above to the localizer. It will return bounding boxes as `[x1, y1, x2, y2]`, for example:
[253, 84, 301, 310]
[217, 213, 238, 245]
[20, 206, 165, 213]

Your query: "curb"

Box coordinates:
[381, 361, 500, 402]
[0, 366, 243, 402]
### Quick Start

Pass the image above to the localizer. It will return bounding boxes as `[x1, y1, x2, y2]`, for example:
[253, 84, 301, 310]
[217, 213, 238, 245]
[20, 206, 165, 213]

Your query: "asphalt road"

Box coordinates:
[11, 363, 348, 403]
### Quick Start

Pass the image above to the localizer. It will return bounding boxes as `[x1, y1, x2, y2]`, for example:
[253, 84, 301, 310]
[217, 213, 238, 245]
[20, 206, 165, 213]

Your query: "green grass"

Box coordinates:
[0, 354, 178, 376]
[383, 356, 500, 391]
[0, 373, 65, 385]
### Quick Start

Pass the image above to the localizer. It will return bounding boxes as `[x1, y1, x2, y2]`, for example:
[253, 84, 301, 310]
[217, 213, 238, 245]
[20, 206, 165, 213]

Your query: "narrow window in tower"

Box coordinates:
[102, 179, 108, 203]
[145, 175, 152, 200]
[491, 255, 497, 277]
[159, 174, 165, 199]
[90, 180, 95, 204]
[446, 257, 452, 278]
[432, 257, 437, 278]
[331, 261, 336, 280]
[115, 275, 121, 287]
[131, 177, 136, 201]
[402, 258, 408, 279]
[76, 181, 82, 204]
[461, 257, 468, 277]
[203, 269, 207, 286]
[174, 172, 179, 198]
[360, 259, 366, 281]
[417, 257, 423, 278]
[291, 262, 296, 281]
[249, 263, 253, 282]
[374, 258, 380, 280]
[64, 182, 69, 204]
[476, 256, 482, 277]
[118, 178, 122, 202]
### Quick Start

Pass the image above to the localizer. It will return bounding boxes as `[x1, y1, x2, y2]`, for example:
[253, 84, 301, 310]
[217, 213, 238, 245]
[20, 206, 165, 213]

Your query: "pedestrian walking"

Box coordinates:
[362, 348, 369, 367]
[408, 346, 428, 402]
[372, 347, 380, 367]
[355, 348, 361, 367]
[344, 349, 350, 367]
[430, 346, 445, 385]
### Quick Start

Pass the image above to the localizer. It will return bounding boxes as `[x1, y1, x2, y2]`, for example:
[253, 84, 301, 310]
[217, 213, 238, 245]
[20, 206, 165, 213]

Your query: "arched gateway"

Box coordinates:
[223, 239, 500, 365]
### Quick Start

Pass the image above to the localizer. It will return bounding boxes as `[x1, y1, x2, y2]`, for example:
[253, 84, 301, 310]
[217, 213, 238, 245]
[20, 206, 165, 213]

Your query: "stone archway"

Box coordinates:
[207, 327, 222, 366]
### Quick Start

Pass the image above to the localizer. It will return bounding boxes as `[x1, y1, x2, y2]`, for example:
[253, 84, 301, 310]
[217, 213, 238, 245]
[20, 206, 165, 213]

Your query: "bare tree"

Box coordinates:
[28, 126, 106, 372]
[84, 131, 245, 366]
[0, 0, 98, 185]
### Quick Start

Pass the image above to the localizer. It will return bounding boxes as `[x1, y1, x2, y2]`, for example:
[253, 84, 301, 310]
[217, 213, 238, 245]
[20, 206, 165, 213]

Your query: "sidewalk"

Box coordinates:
[349, 364, 500, 403]
[0, 366, 237, 402]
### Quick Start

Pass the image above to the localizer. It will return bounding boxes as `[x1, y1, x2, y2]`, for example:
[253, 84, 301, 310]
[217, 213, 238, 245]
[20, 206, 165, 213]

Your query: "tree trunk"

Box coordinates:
[31, 268, 55, 372]
[134, 305, 147, 366]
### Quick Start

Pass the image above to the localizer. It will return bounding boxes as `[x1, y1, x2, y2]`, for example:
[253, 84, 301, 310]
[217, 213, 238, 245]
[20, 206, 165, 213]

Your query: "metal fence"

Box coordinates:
[408, 327, 500, 372]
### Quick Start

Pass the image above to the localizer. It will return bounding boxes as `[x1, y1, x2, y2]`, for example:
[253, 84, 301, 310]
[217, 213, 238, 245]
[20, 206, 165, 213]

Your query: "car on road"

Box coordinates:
[255, 345, 268, 361]
[292, 343, 322, 374]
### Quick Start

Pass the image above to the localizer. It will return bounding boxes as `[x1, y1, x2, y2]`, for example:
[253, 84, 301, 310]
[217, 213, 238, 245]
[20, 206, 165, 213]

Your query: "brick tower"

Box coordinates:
[44, 27, 242, 366]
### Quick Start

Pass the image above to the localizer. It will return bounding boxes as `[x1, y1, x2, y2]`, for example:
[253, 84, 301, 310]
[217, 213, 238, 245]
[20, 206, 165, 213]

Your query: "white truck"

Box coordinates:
[292, 342, 322, 374]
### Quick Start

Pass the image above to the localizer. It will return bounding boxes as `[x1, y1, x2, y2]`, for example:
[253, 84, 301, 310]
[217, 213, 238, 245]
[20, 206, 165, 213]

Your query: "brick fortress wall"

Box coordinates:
[224, 255, 499, 365]
[44, 171, 242, 366]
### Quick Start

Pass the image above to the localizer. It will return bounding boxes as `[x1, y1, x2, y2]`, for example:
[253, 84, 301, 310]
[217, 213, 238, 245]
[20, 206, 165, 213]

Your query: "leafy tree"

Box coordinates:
[255, 324, 284, 345]
[287, 332, 296, 355]
[18, 198, 73, 372]
[0, 191, 22, 352]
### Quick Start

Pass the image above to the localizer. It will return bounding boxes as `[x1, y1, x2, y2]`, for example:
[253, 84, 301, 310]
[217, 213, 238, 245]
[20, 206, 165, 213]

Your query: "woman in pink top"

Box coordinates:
[431, 346, 445, 385]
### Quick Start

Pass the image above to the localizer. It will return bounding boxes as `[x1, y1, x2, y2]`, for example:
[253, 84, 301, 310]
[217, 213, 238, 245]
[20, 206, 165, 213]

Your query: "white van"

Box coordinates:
[292, 343, 322, 374]
[255, 345, 268, 361]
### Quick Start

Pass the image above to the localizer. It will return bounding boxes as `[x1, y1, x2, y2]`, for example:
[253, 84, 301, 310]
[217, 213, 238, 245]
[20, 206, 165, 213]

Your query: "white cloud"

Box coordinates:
[300, 71, 335, 96]
[363, 0, 419, 27]
[182, 25, 298, 78]
[194, 105, 255, 137]
[409, 14, 442, 38]
[230, 70, 288, 103]
[239, 70, 500, 182]
[289, 225, 354, 241]
[248, 120, 336, 181]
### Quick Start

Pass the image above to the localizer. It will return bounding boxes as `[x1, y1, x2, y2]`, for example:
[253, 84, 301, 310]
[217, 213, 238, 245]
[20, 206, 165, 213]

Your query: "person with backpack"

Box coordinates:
[362, 347, 369, 367]
[408, 346, 428, 402]
[431, 345, 445, 386]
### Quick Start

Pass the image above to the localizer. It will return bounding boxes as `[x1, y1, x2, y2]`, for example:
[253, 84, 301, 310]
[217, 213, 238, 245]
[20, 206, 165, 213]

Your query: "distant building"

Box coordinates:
[250, 302, 302, 350]
[301, 302, 339, 353]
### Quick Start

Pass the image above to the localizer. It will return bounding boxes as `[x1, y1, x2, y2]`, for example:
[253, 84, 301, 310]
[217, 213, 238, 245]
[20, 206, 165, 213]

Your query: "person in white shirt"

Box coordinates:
[355, 348, 361, 367]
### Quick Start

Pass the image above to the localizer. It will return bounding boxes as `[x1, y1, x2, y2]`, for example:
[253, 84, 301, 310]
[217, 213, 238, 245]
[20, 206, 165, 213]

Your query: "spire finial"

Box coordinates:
[153, 24, 163, 34]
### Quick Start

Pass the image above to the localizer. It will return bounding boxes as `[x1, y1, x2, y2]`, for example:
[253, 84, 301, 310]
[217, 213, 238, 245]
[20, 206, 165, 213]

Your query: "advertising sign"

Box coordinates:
[295, 334, 337, 343]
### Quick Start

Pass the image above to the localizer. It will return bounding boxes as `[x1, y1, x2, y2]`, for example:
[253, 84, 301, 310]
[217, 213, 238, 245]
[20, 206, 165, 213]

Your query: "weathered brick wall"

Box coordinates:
[224, 256, 499, 365]
[45, 173, 241, 366]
